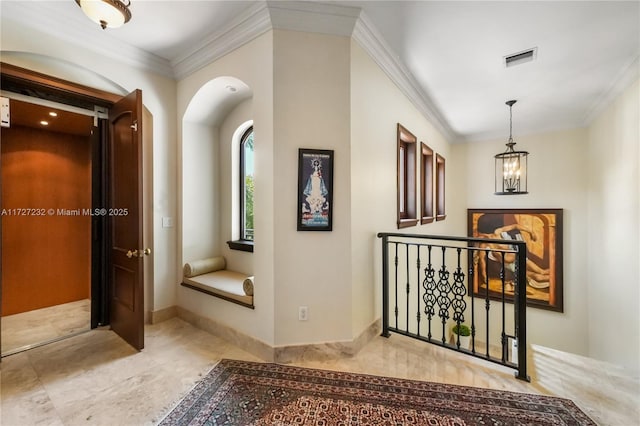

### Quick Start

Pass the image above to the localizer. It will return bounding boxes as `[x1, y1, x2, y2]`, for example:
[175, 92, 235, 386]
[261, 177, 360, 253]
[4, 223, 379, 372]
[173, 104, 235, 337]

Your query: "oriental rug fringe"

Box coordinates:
[159, 359, 595, 425]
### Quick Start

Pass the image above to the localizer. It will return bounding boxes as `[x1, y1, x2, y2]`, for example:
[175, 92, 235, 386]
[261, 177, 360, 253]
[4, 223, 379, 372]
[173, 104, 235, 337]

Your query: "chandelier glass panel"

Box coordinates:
[495, 100, 528, 195]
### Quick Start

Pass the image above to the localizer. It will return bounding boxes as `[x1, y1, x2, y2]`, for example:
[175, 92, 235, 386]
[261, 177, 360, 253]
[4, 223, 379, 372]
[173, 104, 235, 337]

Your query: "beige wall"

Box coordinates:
[182, 122, 219, 264]
[272, 30, 353, 345]
[454, 127, 591, 355]
[587, 78, 639, 371]
[350, 41, 456, 337]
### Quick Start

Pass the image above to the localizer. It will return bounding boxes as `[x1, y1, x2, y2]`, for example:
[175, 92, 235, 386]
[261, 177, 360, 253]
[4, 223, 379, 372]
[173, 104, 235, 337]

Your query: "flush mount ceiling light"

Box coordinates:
[495, 100, 529, 195]
[75, 0, 132, 30]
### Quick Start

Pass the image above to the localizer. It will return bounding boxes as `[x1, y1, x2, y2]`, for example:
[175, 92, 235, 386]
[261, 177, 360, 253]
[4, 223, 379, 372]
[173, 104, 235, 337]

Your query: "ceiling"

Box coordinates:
[8, 98, 93, 137]
[2, 1, 638, 142]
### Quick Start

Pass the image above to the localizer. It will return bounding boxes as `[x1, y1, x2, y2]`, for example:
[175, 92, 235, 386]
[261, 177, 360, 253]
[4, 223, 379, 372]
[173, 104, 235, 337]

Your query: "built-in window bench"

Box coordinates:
[181, 257, 254, 309]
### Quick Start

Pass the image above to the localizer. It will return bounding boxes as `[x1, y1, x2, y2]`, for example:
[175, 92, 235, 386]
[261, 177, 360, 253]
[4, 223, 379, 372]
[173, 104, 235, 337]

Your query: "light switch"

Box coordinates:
[1, 97, 10, 128]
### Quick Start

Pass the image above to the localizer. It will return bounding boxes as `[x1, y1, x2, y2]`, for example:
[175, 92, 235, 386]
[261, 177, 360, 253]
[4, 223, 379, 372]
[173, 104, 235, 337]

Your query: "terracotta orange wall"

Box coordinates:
[1, 125, 91, 316]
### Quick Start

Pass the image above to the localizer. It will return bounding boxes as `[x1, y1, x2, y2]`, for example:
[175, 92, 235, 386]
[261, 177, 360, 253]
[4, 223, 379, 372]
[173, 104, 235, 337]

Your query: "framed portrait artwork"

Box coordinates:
[297, 149, 334, 231]
[467, 209, 564, 312]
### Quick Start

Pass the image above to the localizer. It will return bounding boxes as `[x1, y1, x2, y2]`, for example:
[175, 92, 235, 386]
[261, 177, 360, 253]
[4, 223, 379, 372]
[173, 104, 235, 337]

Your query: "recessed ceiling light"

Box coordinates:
[40, 120, 49, 126]
[49, 112, 58, 117]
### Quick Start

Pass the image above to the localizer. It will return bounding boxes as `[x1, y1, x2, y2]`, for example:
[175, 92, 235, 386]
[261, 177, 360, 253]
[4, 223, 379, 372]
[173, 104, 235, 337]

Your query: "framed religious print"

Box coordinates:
[467, 209, 563, 312]
[297, 149, 334, 231]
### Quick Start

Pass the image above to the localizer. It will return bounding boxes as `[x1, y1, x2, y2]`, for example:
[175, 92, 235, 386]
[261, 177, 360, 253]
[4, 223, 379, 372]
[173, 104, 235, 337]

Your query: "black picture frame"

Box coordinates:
[297, 149, 334, 231]
[467, 208, 564, 312]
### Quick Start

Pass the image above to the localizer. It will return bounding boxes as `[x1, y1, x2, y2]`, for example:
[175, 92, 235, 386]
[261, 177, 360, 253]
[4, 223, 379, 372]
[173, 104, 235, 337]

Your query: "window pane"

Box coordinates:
[242, 130, 254, 240]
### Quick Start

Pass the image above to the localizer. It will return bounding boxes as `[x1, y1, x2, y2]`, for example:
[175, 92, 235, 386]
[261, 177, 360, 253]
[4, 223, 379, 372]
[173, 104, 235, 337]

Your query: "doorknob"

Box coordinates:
[126, 248, 150, 258]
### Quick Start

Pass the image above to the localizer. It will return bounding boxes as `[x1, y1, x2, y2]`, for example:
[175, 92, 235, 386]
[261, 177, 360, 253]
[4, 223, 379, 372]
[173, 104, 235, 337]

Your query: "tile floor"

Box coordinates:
[1, 300, 91, 356]
[1, 317, 638, 425]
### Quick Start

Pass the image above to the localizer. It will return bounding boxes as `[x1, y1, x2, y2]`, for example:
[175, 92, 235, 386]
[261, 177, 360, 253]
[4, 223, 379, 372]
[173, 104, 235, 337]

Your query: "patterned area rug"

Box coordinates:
[160, 359, 595, 425]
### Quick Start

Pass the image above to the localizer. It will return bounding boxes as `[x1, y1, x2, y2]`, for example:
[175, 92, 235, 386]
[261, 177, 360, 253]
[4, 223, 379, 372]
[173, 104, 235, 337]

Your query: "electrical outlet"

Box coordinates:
[298, 306, 308, 321]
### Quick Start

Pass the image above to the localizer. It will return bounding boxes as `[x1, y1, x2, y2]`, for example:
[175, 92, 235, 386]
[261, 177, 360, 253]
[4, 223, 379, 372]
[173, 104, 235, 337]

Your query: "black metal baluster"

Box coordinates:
[394, 242, 399, 330]
[422, 245, 436, 341]
[484, 249, 491, 359]
[406, 243, 410, 333]
[416, 245, 421, 337]
[452, 248, 467, 350]
[501, 250, 507, 363]
[437, 246, 452, 344]
[495, 255, 504, 359]
[470, 247, 476, 354]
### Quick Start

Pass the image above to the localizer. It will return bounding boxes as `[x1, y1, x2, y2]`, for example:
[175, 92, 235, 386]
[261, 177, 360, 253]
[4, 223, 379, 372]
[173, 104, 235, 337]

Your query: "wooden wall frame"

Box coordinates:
[397, 124, 417, 229]
[420, 142, 434, 224]
[435, 153, 446, 221]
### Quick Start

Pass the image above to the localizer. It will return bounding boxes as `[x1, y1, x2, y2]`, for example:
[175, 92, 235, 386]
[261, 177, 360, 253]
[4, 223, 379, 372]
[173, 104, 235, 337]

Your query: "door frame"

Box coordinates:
[0, 62, 142, 348]
[91, 118, 110, 328]
[0, 63, 121, 106]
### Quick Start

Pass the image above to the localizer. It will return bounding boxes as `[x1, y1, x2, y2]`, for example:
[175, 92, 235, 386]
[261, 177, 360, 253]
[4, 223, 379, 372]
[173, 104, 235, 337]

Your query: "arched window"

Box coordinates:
[240, 127, 254, 241]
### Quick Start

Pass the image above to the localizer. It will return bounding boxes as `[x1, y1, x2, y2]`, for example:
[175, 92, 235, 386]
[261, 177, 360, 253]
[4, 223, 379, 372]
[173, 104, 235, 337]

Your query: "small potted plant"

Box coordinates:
[451, 323, 471, 349]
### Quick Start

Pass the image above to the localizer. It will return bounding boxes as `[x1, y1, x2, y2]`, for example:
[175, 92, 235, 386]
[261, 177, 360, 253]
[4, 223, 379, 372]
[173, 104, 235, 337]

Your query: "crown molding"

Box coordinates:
[172, 2, 272, 80]
[267, 0, 360, 36]
[1, 1, 174, 79]
[173, 1, 360, 80]
[352, 12, 456, 142]
[582, 55, 640, 125]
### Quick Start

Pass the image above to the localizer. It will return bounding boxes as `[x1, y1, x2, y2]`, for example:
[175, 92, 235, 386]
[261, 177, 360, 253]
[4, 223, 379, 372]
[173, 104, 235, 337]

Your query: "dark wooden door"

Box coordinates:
[108, 89, 145, 350]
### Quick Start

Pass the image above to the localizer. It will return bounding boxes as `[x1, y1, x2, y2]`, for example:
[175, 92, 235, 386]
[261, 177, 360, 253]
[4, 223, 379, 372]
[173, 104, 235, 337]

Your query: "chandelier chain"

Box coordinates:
[509, 105, 513, 143]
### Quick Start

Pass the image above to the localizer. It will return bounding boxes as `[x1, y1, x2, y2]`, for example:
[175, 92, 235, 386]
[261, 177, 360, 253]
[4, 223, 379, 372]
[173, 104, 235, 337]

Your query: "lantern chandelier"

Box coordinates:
[75, 0, 132, 30]
[495, 100, 529, 195]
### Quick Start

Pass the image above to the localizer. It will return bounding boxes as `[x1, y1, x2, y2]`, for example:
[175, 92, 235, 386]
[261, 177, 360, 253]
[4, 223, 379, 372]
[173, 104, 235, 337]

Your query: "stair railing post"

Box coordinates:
[515, 242, 530, 381]
[380, 234, 390, 338]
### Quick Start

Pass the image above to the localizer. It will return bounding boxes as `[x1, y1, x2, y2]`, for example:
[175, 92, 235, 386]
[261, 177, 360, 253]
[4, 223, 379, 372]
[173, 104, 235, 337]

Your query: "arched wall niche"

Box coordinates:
[182, 76, 253, 268]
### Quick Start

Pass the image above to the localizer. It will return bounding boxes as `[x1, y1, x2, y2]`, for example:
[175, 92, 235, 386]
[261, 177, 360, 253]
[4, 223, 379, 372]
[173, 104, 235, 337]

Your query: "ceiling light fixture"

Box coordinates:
[75, 0, 132, 30]
[495, 100, 529, 195]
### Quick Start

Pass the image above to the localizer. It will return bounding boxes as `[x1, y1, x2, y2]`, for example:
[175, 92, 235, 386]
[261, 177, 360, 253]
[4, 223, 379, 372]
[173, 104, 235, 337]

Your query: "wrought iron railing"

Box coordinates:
[377, 232, 530, 381]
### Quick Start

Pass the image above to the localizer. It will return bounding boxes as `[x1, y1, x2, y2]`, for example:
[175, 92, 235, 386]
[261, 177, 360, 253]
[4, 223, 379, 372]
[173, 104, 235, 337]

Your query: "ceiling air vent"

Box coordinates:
[504, 47, 537, 68]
